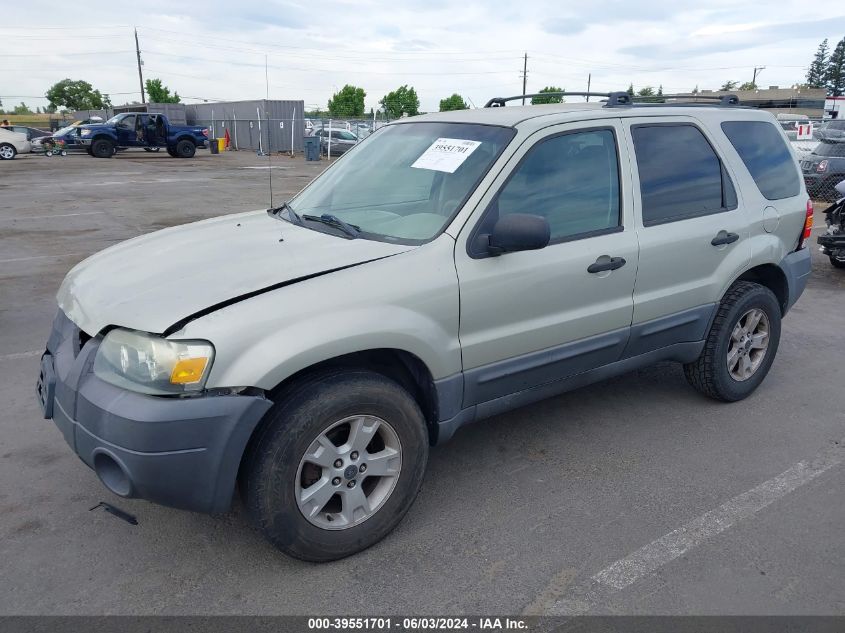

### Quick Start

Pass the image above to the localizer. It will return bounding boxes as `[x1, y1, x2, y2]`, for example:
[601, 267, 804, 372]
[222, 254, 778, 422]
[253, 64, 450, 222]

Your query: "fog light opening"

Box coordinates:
[93, 452, 132, 497]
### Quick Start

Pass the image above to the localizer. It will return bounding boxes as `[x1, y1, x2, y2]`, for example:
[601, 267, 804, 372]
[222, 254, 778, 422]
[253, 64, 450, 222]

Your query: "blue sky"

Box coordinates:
[2, 0, 843, 113]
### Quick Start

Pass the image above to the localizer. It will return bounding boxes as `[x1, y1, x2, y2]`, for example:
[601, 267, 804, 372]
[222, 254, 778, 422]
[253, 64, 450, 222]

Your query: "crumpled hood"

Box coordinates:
[58, 210, 414, 335]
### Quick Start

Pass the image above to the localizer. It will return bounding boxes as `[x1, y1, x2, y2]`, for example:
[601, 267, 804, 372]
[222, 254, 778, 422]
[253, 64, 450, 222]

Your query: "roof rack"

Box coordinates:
[485, 91, 630, 108]
[630, 93, 740, 106]
[483, 91, 740, 108]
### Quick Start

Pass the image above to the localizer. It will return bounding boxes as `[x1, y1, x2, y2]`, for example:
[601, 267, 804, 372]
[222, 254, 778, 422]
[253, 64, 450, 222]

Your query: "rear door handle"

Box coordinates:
[587, 256, 626, 273]
[711, 230, 739, 246]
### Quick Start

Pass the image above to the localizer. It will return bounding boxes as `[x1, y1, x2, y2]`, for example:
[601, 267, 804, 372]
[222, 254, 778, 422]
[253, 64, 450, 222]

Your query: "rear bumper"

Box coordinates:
[40, 311, 273, 513]
[780, 248, 812, 314]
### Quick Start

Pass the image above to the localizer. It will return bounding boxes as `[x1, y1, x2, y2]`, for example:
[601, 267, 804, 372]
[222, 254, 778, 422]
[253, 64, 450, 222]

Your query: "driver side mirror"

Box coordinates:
[486, 213, 551, 256]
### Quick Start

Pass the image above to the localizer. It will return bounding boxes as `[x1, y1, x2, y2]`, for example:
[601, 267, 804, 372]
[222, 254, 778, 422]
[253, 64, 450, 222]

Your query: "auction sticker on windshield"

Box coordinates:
[411, 138, 482, 173]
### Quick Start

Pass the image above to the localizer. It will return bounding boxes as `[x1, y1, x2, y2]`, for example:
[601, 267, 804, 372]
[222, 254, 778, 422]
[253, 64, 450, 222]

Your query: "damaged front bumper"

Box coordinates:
[37, 310, 273, 513]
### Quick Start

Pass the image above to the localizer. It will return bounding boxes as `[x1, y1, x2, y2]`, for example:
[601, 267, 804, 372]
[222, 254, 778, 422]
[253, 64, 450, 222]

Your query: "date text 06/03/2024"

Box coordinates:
[306, 617, 529, 630]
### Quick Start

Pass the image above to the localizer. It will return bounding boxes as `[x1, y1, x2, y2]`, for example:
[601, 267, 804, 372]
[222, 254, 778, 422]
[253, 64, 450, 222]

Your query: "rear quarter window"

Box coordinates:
[720, 121, 801, 200]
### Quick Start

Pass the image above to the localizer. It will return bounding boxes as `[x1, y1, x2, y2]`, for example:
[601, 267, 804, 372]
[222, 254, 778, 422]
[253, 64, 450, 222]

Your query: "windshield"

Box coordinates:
[105, 114, 126, 125]
[55, 126, 75, 135]
[813, 141, 845, 157]
[290, 122, 514, 243]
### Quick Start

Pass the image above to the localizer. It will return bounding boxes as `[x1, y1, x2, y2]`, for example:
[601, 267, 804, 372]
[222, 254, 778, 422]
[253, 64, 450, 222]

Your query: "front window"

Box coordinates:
[289, 122, 514, 243]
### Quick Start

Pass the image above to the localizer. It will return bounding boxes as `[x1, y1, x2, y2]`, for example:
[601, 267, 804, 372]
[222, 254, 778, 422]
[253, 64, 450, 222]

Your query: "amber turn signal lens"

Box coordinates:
[170, 357, 210, 385]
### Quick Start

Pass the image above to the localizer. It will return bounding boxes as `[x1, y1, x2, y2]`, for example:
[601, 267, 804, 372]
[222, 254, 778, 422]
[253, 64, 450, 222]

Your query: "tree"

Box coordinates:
[720, 80, 738, 91]
[327, 85, 366, 117]
[380, 85, 419, 118]
[531, 86, 565, 104]
[806, 39, 829, 89]
[826, 37, 845, 97]
[144, 78, 180, 103]
[636, 86, 660, 103]
[691, 85, 699, 94]
[627, 83, 635, 96]
[13, 102, 32, 115]
[45, 79, 110, 111]
[738, 81, 757, 91]
[439, 94, 468, 111]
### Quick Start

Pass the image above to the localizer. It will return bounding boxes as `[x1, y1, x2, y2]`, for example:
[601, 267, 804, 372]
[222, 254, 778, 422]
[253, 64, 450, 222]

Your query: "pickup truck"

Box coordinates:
[77, 112, 208, 158]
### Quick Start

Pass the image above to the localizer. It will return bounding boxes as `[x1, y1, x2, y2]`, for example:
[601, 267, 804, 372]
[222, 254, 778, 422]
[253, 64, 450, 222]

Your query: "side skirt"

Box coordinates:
[434, 340, 704, 444]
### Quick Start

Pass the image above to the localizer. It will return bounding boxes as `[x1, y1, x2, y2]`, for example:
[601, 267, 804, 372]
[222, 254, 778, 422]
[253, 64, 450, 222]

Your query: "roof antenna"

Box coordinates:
[265, 54, 273, 209]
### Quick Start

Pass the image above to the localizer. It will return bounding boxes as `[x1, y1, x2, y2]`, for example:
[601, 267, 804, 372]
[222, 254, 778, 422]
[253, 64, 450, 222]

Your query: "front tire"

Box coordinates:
[174, 139, 196, 158]
[240, 369, 429, 562]
[684, 281, 781, 402]
[91, 138, 115, 158]
[0, 143, 16, 160]
[830, 254, 845, 269]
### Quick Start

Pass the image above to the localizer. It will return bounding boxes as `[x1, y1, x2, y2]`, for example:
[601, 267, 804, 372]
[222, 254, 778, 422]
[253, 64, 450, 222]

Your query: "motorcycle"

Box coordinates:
[818, 180, 845, 269]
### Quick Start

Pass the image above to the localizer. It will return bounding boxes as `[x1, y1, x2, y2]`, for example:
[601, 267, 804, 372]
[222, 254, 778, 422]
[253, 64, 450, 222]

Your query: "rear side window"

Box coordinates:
[721, 121, 800, 200]
[632, 124, 737, 226]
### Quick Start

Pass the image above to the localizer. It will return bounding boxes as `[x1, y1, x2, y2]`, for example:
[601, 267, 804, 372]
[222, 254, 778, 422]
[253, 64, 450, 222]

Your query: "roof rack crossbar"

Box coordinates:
[484, 91, 740, 108]
[629, 93, 740, 106]
[484, 91, 621, 108]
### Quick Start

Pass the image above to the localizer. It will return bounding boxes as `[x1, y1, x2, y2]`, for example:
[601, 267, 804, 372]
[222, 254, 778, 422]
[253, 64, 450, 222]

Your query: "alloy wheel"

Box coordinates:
[295, 415, 402, 530]
[727, 308, 770, 381]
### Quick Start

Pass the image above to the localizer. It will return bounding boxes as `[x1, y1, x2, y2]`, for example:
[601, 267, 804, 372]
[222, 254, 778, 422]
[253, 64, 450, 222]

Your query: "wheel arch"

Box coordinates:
[733, 263, 789, 315]
[264, 348, 440, 442]
[235, 348, 442, 504]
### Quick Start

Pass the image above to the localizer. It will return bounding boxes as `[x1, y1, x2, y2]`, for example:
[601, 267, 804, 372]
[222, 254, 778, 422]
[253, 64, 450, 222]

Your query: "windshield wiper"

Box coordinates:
[302, 213, 360, 238]
[267, 201, 303, 226]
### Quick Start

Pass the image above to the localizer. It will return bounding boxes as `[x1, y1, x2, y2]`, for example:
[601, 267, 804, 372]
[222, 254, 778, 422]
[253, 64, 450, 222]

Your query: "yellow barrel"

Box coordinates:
[217, 138, 226, 152]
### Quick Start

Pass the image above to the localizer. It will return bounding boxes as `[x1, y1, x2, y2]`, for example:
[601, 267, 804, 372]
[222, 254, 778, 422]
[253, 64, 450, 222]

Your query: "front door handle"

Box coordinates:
[711, 230, 739, 246]
[587, 256, 626, 273]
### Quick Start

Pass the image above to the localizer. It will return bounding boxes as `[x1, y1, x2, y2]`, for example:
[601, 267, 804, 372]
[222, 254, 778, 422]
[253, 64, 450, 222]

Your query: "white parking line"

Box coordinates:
[0, 350, 41, 361]
[0, 252, 88, 264]
[544, 437, 845, 615]
[2, 211, 105, 221]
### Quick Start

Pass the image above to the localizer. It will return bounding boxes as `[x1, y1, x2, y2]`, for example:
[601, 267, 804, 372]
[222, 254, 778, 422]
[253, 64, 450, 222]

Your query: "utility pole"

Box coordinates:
[521, 52, 528, 104]
[134, 27, 145, 103]
[752, 66, 766, 89]
[586, 73, 592, 101]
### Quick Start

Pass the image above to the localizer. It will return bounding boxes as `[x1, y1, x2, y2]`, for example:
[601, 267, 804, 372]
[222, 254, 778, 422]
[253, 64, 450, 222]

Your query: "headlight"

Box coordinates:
[93, 329, 214, 395]
[80, 129, 91, 137]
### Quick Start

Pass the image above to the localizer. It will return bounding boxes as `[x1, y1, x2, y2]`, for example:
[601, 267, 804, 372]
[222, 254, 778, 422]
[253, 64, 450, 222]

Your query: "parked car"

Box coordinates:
[76, 112, 209, 158]
[800, 140, 845, 201]
[0, 125, 51, 141]
[41, 125, 86, 154]
[0, 127, 30, 159]
[312, 127, 358, 155]
[813, 119, 845, 142]
[38, 93, 811, 562]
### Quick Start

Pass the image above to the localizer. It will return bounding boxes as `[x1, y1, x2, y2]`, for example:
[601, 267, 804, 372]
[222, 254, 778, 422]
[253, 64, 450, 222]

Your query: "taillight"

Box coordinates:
[201, 128, 209, 137]
[816, 159, 828, 173]
[799, 199, 813, 250]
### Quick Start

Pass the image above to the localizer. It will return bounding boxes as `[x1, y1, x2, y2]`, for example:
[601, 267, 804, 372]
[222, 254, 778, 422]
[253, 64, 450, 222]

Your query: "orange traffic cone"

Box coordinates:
[224, 128, 231, 149]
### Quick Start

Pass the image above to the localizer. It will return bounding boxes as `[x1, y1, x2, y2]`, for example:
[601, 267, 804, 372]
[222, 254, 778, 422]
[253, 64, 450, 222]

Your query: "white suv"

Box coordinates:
[37, 92, 812, 561]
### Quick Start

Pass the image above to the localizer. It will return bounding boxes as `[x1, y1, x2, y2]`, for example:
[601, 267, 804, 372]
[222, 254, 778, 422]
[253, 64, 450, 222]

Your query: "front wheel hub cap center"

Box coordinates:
[343, 465, 358, 480]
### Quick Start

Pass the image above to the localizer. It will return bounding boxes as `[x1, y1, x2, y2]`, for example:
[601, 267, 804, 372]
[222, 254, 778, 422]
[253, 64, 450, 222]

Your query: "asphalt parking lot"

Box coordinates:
[1, 149, 843, 616]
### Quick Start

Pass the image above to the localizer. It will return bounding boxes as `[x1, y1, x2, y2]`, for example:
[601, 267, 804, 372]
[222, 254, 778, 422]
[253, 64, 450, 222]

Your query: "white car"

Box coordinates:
[0, 127, 31, 159]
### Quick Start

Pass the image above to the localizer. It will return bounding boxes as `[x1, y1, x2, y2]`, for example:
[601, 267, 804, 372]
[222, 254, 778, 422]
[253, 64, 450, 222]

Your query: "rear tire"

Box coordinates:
[0, 143, 16, 160]
[240, 369, 429, 562]
[830, 254, 845, 269]
[684, 281, 781, 402]
[174, 139, 196, 158]
[91, 138, 114, 158]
